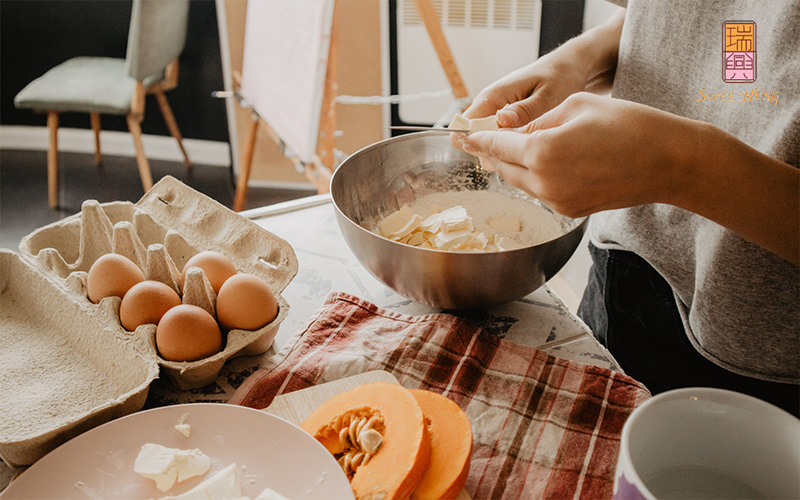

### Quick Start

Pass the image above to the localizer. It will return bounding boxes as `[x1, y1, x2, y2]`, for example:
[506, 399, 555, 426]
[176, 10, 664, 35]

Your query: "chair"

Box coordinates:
[14, 0, 191, 209]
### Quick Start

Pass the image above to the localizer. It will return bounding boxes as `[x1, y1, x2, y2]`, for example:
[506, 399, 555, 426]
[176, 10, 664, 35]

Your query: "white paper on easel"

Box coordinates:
[240, 0, 335, 164]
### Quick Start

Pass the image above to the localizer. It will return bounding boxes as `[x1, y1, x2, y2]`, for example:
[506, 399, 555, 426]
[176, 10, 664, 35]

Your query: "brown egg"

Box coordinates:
[156, 304, 222, 362]
[86, 253, 145, 304]
[119, 280, 182, 331]
[216, 273, 278, 331]
[181, 251, 236, 294]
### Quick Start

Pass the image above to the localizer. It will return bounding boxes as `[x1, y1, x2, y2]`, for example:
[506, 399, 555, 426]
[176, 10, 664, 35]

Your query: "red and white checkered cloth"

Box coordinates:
[229, 292, 650, 499]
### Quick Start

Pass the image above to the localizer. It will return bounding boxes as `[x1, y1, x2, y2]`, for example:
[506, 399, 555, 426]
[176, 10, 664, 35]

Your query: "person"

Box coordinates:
[452, 0, 799, 416]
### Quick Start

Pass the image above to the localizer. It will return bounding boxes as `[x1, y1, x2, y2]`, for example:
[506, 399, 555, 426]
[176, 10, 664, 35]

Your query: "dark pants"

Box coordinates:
[578, 243, 799, 417]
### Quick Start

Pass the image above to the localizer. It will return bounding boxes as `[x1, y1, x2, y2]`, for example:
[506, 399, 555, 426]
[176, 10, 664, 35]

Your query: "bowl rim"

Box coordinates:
[330, 131, 588, 254]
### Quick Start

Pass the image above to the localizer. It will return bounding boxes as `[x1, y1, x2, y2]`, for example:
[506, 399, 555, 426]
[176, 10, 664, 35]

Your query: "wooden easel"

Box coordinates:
[232, 0, 469, 212]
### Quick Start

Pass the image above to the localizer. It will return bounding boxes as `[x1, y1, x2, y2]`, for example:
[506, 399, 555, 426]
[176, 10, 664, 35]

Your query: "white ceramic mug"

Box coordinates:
[613, 387, 800, 499]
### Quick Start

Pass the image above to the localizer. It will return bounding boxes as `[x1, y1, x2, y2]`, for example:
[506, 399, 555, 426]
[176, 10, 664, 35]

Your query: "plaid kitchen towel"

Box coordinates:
[229, 292, 651, 500]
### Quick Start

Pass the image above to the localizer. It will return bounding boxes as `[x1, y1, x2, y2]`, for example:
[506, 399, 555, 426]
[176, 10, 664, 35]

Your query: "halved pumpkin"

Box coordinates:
[301, 382, 431, 500]
[410, 390, 473, 500]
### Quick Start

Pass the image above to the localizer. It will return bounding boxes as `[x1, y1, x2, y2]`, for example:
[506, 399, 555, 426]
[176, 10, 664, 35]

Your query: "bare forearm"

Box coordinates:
[466, 10, 627, 126]
[673, 122, 800, 265]
[557, 9, 625, 92]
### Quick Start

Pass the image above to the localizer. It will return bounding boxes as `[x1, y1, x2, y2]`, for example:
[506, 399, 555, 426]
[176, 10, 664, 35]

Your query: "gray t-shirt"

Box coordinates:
[591, 0, 799, 383]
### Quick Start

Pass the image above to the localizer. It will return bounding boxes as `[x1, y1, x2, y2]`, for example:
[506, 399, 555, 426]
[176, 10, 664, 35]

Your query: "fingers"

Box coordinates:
[493, 161, 539, 198]
[524, 92, 589, 133]
[461, 93, 506, 122]
[477, 155, 499, 172]
[465, 86, 579, 130]
[462, 79, 541, 127]
[462, 129, 538, 168]
[461, 94, 596, 163]
[449, 131, 469, 149]
[468, 93, 549, 129]
[496, 103, 523, 128]
[496, 94, 548, 128]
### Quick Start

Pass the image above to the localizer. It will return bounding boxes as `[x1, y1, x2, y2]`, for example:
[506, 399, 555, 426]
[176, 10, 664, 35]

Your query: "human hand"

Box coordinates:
[452, 50, 602, 172]
[461, 51, 594, 130]
[461, 93, 692, 218]
[463, 91, 800, 264]
[450, 9, 625, 172]
[455, 9, 624, 130]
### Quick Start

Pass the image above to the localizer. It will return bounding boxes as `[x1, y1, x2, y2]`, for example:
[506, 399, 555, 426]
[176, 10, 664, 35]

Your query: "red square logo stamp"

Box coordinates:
[723, 21, 756, 83]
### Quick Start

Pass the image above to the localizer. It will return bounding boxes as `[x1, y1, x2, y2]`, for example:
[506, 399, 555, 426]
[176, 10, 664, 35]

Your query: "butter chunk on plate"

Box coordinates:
[159, 462, 239, 500]
[0, 403, 352, 500]
[134, 443, 211, 492]
[159, 462, 294, 500]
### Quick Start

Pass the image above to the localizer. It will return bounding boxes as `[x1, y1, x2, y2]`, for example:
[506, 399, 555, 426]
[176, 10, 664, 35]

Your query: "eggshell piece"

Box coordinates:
[120, 280, 182, 331]
[86, 253, 145, 304]
[216, 273, 278, 331]
[156, 304, 222, 362]
[181, 251, 236, 294]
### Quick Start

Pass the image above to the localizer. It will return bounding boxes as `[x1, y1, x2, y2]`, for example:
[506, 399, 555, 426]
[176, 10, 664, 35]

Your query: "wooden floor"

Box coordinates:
[0, 149, 317, 251]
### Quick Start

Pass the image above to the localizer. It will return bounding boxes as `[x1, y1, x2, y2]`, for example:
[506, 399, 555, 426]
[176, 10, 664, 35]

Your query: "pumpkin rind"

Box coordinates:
[301, 382, 431, 500]
[410, 389, 473, 500]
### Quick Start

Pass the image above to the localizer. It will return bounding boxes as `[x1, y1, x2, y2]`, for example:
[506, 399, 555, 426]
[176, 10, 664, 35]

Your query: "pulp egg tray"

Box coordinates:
[0, 176, 298, 468]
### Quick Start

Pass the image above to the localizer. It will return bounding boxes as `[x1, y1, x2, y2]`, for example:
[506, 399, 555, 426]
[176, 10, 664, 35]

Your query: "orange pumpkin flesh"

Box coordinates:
[301, 382, 431, 500]
[410, 390, 473, 500]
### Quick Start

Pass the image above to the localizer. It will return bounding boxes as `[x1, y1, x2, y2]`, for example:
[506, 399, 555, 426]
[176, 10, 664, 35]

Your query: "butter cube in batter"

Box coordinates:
[379, 205, 422, 240]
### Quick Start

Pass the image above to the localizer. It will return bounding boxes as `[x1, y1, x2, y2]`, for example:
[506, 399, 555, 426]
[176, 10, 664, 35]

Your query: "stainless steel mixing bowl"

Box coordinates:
[330, 131, 587, 310]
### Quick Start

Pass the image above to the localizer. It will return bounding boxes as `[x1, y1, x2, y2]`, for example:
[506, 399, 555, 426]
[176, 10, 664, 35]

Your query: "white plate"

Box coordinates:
[1, 403, 354, 500]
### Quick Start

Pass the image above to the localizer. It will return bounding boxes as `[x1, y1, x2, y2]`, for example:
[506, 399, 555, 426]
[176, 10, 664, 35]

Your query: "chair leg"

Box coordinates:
[154, 91, 191, 167]
[90, 112, 102, 164]
[47, 111, 59, 209]
[233, 115, 259, 212]
[126, 114, 154, 192]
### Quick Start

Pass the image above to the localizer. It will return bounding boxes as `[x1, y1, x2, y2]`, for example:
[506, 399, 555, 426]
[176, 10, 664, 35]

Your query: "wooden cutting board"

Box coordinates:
[263, 370, 471, 500]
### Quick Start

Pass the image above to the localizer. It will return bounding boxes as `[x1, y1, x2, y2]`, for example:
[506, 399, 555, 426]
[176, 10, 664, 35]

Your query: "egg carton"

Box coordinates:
[0, 176, 298, 469]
